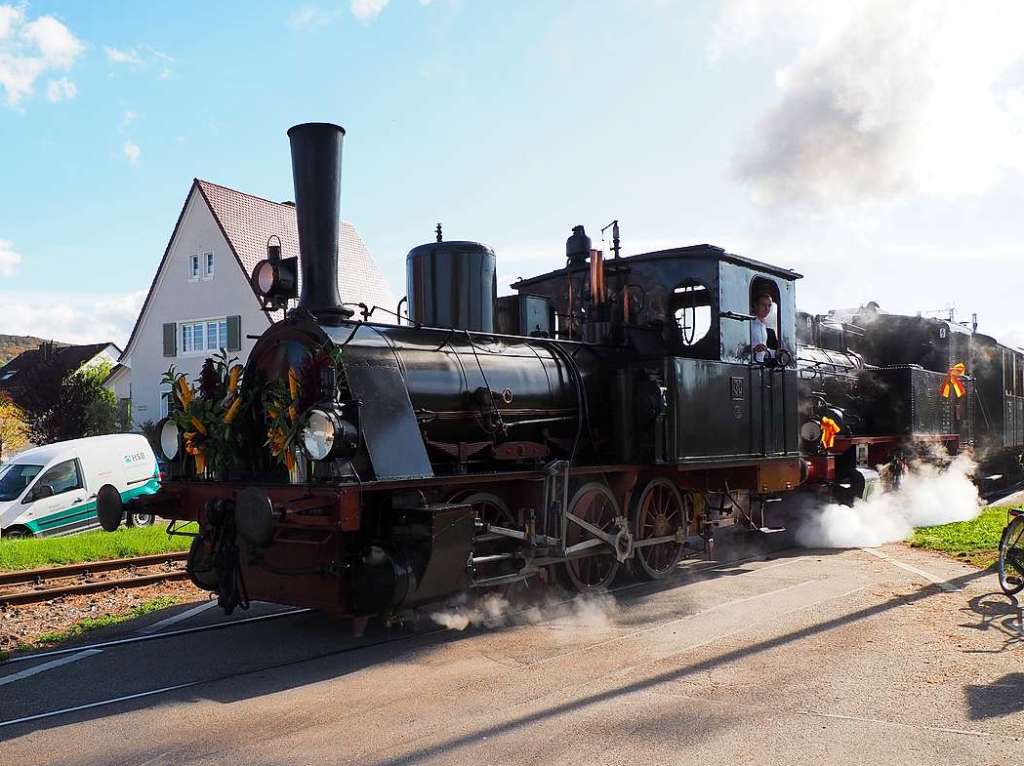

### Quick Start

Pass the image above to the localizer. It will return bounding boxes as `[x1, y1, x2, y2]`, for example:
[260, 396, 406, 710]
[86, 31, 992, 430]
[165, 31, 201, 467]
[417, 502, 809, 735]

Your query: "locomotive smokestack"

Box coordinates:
[287, 122, 353, 321]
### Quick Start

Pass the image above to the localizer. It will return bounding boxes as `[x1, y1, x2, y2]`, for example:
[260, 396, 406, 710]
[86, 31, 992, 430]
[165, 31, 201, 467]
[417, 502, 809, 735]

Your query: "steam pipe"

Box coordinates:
[287, 122, 353, 321]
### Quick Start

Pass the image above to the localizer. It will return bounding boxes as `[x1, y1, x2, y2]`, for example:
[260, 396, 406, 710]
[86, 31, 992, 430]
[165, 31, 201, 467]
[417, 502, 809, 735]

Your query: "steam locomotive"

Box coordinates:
[97, 122, 1024, 619]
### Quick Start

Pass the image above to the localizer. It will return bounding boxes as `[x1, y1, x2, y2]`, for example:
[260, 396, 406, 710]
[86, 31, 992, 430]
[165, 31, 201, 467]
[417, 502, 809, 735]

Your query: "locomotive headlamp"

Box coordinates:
[251, 236, 298, 310]
[800, 420, 822, 444]
[158, 417, 180, 460]
[301, 406, 358, 461]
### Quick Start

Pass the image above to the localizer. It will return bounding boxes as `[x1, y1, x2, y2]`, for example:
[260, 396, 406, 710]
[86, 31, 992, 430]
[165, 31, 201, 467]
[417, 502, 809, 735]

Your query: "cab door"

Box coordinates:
[21, 459, 90, 535]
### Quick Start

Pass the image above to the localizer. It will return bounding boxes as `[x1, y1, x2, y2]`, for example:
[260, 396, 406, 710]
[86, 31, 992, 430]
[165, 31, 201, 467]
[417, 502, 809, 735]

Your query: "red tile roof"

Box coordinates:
[196, 179, 395, 312]
[122, 179, 396, 359]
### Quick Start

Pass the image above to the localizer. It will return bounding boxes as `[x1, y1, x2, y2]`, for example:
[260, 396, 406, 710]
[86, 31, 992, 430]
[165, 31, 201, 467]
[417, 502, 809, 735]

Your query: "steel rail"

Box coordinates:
[0, 570, 190, 606]
[0, 552, 189, 587]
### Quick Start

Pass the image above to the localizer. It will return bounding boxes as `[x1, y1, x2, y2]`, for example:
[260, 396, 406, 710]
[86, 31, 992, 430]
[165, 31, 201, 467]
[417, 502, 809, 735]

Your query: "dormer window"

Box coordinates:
[188, 254, 200, 281]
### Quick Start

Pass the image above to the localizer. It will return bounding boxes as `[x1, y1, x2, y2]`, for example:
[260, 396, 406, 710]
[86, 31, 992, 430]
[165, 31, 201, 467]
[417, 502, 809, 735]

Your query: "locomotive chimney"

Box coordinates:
[287, 122, 353, 321]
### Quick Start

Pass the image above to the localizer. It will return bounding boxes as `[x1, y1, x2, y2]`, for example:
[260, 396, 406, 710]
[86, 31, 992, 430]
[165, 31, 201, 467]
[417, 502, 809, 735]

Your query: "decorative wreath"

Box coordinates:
[162, 350, 246, 476]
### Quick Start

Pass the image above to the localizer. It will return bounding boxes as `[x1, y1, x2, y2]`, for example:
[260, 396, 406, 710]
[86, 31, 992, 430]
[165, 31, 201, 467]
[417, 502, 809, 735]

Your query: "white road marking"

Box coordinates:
[861, 547, 958, 592]
[0, 650, 102, 688]
[0, 680, 201, 729]
[137, 600, 218, 635]
[3, 608, 311, 665]
[799, 710, 1012, 740]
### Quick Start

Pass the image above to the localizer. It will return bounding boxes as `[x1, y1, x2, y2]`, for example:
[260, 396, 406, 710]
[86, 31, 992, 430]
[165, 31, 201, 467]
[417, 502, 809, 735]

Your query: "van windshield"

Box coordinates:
[0, 464, 43, 501]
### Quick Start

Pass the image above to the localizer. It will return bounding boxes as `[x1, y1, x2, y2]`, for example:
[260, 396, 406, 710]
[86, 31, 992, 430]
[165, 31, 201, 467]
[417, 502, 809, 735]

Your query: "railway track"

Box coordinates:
[0, 552, 190, 606]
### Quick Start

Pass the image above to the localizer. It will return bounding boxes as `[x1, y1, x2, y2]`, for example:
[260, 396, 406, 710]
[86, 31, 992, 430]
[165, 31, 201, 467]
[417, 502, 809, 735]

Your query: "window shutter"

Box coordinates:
[162, 323, 176, 357]
[227, 315, 241, 351]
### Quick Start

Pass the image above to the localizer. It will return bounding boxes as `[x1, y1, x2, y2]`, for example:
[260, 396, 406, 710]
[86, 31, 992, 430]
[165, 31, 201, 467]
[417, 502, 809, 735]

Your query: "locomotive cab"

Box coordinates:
[513, 244, 802, 469]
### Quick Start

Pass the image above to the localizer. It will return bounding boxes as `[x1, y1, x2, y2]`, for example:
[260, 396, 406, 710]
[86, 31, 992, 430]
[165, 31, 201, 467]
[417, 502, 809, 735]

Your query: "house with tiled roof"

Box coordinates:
[0, 341, 121, 395]
[117, 179, 394, 427]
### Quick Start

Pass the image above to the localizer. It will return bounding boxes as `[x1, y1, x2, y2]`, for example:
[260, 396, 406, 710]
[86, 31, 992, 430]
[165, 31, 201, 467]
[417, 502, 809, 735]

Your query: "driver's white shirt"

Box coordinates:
[750, 318, 773, 363]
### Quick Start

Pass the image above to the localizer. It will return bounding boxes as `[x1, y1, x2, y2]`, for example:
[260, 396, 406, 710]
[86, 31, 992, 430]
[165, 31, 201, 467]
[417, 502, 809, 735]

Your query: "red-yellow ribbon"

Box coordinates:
[939, 362, 966, 399]
[820, 416, 840, 450]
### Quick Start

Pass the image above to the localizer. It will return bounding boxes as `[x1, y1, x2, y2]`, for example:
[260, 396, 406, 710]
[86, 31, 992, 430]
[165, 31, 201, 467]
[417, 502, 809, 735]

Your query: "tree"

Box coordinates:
[14, 359, 120, 445]
[0, 393, 29, 459]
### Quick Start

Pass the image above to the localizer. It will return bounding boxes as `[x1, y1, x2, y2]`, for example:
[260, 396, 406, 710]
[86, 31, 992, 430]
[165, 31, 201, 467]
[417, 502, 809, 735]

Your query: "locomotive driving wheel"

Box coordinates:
[561, 481, 623, 592]
[632, 478, 690, 580]
[453, 491, 515, 529]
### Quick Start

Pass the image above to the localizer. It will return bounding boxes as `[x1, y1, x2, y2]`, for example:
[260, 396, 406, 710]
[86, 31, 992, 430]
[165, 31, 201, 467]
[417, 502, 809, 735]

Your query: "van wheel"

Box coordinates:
[3, 526, 32, 539]
[128, 513, 155, 528]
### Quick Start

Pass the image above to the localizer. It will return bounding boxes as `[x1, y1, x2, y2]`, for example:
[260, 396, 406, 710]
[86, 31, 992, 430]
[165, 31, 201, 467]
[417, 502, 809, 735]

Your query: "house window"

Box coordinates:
[188, 254, 200, 281]
[204, 252, 215, 279]
[179, 318, 228, 355]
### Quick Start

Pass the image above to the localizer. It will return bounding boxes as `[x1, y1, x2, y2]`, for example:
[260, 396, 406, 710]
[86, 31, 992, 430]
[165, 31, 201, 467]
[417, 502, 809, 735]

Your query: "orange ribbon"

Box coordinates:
[820, 416, 840, 450]
[939, 362, 966, 399]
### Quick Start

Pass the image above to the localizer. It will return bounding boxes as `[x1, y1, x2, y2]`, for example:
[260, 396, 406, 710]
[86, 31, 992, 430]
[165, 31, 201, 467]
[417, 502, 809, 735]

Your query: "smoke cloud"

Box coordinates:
[796, 453, 981, 548]
[715, 0, 1024, 206]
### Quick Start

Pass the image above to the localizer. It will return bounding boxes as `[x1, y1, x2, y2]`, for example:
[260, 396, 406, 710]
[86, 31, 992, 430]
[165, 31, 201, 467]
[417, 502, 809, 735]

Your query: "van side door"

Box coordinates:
[22, 459, 90, 535]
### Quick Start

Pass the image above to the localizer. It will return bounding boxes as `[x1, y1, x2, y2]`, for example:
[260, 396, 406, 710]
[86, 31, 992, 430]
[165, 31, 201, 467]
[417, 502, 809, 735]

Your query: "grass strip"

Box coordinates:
[910, 505, 1017, 569]
[0, 525, 197, 571]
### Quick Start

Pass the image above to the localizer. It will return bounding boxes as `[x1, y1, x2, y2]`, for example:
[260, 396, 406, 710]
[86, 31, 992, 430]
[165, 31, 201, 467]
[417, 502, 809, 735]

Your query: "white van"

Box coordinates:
[0, 434, 161, 538]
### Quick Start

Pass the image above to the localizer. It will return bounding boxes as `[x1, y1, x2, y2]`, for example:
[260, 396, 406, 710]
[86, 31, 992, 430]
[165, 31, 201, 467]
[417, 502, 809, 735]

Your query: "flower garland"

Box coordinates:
[262, 347, 342, 471]
[162, 350, 246, 477]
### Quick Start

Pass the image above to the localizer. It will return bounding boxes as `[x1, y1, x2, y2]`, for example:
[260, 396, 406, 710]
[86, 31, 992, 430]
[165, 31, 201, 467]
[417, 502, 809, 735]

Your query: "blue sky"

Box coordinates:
[1, 0, 1022, 348]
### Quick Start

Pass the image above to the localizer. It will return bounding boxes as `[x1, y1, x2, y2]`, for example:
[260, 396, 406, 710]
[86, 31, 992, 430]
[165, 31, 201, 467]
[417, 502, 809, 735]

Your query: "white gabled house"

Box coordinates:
[118, 179, 394, 427]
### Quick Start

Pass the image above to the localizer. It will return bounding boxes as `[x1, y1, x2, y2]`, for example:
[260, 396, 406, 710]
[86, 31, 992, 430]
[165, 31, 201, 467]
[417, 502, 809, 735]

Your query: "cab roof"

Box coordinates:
[512, 243, 802, 288]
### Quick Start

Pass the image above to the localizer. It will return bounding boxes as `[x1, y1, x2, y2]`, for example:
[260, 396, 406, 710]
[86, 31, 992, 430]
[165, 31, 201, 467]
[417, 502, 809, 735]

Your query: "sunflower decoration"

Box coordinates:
[162, 350, 246, 477]
[262, 347, 342, 473]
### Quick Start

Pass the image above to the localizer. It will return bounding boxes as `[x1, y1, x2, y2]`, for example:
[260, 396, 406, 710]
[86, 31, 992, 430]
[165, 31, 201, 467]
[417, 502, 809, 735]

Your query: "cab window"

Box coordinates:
[31, 459, 83, 499]
[750, 277, 781, 339]
[0, 464, 42, 502]
[671, 279, 713, 351]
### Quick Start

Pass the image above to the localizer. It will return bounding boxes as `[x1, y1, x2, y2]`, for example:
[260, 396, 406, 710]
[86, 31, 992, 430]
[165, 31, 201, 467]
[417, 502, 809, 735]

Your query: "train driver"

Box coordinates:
[750, 292, 779, 364]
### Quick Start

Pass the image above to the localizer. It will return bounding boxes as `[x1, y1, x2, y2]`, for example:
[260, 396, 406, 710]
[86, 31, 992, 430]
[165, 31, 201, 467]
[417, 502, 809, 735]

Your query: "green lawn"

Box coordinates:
[909, 505, 1016, 568]
[0, 524, 196, 571]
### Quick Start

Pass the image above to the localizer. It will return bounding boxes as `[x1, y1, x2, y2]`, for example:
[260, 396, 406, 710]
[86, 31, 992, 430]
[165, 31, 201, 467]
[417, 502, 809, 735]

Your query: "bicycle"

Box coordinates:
[997, 508, 1024, 595]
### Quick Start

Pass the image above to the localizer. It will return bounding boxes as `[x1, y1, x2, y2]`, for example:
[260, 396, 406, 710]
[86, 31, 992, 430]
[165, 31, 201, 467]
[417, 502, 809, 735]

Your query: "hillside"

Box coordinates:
[0, 335, 65, 366]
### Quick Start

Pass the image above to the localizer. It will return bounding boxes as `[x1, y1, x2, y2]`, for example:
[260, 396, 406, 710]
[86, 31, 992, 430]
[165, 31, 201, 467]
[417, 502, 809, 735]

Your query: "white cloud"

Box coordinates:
[289, 5, 334, 30]
[123, 141, 141, 165]
[716, 0, 1024, 206]
[0, 290, 144, 346]
[104, 45, 141, 65]
[104, 44, 174, 79]
[121, 109, 136, 126]
[46, 77, 75, 102]
[0, 240, 22, 276]
[0, 6, 84, 107]
[351, 0, 389, 23]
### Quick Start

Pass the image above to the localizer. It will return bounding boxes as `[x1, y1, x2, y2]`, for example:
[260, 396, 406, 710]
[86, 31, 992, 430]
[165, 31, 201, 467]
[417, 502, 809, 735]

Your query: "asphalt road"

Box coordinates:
[2, 542, 1023, 765]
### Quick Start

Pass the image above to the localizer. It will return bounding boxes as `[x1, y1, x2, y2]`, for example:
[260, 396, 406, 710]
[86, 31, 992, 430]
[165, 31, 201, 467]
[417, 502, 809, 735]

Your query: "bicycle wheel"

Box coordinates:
[997, 516, 1024, 595]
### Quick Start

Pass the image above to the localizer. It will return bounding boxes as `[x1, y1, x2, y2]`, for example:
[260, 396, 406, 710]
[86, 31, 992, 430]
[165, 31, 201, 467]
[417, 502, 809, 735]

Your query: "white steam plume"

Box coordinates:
[430, 590, 619, 636]
[715, 0, 1024, 206]
[796, 453, 981, 548]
